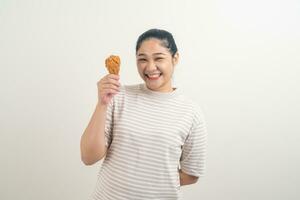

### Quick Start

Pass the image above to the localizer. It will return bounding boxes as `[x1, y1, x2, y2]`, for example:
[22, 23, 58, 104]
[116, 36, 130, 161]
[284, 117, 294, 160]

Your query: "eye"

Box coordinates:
[155, 57, 164, 61]
[138, 58, 147, 62]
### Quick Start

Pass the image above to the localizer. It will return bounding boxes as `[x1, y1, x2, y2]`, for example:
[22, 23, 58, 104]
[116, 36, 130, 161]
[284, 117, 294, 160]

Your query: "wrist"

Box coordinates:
[96, 102, 108, 110]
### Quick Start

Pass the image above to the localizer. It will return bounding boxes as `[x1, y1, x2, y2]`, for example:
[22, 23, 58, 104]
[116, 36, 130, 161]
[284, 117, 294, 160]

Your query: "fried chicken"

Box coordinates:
[105, 55, 120, 75]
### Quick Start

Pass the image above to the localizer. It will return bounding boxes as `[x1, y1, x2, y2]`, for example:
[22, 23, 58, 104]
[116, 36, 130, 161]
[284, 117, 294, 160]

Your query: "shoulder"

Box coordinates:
[123, 83, 142, 93]
[119, 83, 142, 95]
[112, 83, 141, 100]
[177, 94, 206, 126]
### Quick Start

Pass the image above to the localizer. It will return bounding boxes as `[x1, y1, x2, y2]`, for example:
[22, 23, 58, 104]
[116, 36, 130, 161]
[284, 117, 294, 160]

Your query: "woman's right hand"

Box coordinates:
[97, 74, 121, 106]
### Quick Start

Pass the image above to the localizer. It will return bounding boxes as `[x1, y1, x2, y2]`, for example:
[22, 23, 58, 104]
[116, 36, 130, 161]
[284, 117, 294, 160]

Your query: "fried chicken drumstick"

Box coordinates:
[105, 55, 120, 75]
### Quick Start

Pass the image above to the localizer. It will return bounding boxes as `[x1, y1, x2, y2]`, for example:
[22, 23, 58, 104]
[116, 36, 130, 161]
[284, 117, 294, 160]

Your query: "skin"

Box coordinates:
[136, 38, 199, 185]
[81, 38, 199, 185]
[136, 38, 179, 92]
[80, 74, 120, 165]
[179, 169, 199, 186]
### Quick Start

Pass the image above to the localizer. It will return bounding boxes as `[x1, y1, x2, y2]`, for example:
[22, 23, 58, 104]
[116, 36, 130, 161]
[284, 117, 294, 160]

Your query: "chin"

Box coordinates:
[146, 82, 165, 91]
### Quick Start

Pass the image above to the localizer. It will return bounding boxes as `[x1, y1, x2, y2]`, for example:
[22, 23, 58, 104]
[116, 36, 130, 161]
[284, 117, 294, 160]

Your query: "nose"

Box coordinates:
[146, 60, 158, 72]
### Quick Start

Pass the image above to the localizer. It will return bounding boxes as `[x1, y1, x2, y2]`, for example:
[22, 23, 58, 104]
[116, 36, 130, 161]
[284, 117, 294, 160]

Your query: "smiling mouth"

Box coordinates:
[145, 73, 162, 80]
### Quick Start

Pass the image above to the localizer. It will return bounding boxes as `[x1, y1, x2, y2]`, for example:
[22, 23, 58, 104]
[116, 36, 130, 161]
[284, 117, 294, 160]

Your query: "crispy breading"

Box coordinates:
[105, 55, 120, 75]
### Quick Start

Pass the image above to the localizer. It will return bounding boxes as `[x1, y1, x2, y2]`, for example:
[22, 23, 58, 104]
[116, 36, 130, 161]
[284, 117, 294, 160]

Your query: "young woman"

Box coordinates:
[80, 29, 208, 200]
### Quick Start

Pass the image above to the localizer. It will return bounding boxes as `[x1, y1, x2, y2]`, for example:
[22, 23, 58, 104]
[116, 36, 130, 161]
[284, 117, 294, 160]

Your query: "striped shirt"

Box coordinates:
[90, 83, 207, 200]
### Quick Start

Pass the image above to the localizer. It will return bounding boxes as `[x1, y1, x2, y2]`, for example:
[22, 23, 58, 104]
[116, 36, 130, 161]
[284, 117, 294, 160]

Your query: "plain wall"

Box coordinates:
[0, 0, 299, 199]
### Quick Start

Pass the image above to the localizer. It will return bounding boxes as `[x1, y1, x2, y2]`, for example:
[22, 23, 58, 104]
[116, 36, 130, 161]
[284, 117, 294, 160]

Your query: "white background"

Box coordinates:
[0, 0, 299, 199]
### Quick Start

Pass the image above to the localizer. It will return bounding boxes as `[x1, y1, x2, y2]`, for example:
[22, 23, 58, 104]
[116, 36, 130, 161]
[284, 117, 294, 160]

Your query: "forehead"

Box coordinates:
[137, 38, 170, 56]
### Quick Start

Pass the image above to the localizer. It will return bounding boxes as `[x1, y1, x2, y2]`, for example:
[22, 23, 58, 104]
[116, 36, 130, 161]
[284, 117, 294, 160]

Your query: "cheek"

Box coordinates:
[137, 63, 144, 69]
[160, 62, 173, 74]
[137, 64, 146, 75]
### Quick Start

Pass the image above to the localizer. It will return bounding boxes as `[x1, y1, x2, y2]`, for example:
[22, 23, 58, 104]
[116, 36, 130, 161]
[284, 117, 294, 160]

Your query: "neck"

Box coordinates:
[148, 84, 174, 93]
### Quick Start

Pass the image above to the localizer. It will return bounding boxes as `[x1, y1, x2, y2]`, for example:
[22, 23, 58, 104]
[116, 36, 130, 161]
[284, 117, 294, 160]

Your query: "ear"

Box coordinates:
[172, 52, 179, 66]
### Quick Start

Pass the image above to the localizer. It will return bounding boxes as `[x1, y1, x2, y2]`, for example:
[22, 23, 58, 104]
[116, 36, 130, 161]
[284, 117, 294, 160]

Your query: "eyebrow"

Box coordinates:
[137, 52, 167, 57]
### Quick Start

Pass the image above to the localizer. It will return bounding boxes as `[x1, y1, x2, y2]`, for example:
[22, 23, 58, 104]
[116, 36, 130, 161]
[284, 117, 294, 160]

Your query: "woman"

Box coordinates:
[80, 29, 207, 200]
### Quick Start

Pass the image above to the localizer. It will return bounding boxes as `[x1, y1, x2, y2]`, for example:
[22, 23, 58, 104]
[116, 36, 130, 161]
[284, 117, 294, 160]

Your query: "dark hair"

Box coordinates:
[135, 29, 178, 57]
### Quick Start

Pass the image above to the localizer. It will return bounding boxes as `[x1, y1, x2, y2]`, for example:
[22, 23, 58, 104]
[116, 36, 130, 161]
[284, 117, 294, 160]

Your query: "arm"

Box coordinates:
[80, 74, 120, 166]
[179, 169, 199, 186]
[80, 103, 108, 165]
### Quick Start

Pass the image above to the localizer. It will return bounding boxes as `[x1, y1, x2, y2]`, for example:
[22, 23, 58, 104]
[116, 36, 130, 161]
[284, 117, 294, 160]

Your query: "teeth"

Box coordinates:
[148, 74, 160, 78]
[146, 73, 161, 78]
